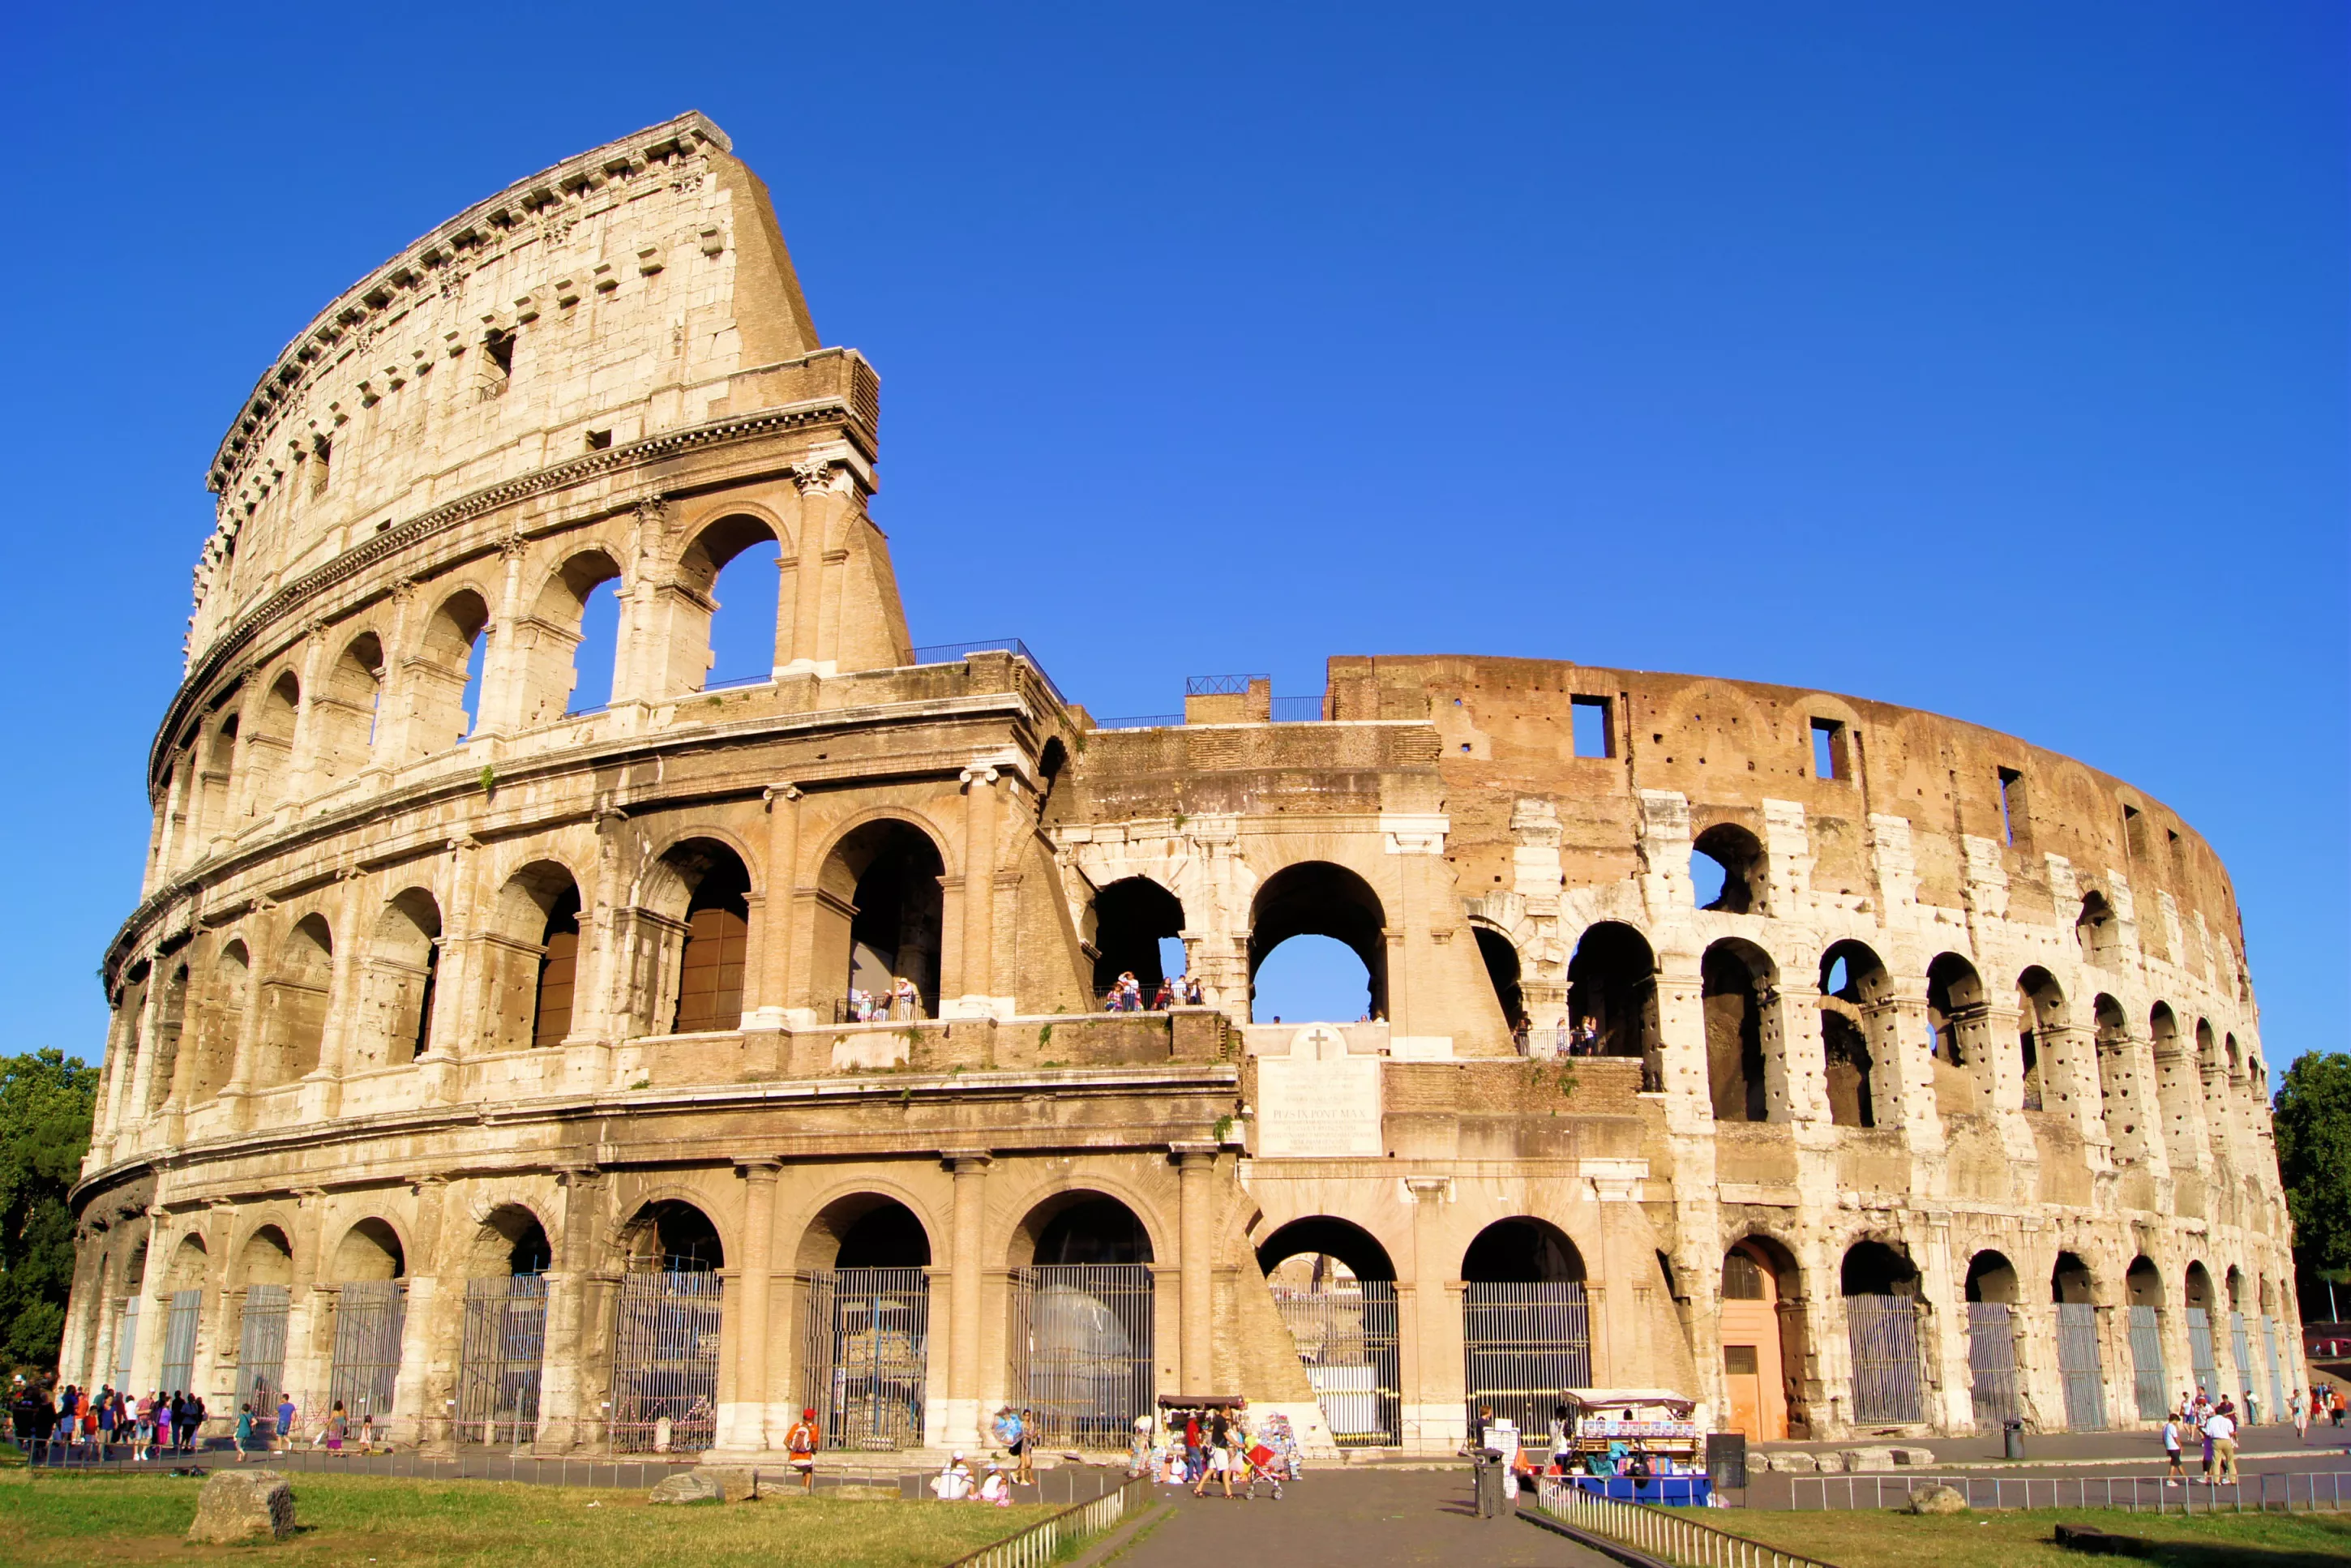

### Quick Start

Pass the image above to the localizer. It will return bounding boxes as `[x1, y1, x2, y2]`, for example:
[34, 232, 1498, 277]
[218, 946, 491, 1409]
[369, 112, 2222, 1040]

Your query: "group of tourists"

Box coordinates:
[1103, 971, 1205, 1012]
[9, 1380, 216, 1462]
[1133, 1402, 1300, 1500]
[2308, 1383, 2348, 1433]
[2160, 1389, 2242, 1485]
[845, 976, 923, 1022]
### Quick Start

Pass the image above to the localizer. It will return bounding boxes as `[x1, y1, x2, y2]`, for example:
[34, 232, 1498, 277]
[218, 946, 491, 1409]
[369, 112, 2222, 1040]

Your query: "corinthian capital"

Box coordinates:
[790, 459, 846, 497]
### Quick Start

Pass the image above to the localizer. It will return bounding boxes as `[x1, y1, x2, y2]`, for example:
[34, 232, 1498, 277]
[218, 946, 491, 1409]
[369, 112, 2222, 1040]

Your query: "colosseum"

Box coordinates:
[62, 113, 2300, 1463]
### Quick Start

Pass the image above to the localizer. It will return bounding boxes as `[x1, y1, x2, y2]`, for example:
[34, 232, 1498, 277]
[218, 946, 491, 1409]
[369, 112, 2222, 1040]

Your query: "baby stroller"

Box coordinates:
[1244, 1413, 1300, 1500]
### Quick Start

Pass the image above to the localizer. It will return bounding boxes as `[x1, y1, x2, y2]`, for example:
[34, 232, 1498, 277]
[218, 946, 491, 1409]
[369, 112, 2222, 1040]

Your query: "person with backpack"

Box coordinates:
[786, 1407, 821, 1493]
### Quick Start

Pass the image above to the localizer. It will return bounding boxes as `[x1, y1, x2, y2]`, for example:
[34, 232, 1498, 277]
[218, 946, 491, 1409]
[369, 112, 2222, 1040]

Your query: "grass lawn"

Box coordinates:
[0, 1472, 1061, 1567]
[1699, 1504, 2351, 1568]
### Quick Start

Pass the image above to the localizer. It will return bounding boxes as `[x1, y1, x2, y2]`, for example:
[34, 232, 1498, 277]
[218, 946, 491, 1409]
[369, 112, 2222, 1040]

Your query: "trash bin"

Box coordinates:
[1473, 1450, 1514, 1518]
[2003, 1419, 2026, 1460]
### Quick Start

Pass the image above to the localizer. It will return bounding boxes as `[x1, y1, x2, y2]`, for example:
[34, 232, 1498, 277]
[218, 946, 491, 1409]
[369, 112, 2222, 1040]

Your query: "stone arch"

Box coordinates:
[618, 1196, 726, 1272]
[796, 1190, 936, 1271]
[1702, 938, 1775, 1122]
[163, 1232, 209, 1292]
[673, 512, 786, 692]
[1821, 940, 1893, 1128]
[482, 859, 585, 1053]
[1692, 821, 1767, 915]
[1566, 920, 1659, 1060]
[465, 1201, 555, 1276]
[517, 547, 625, 726]
[1010, 1189, 1157, 1267]
[815, 815, 947, 1020]
[1248, 860, 1388, 1022]
[1087, 875, 1185, 1003]
[410, 585, 493, 752]
[637, 837, 753, 1035]
[2054, 1250, 2100, 1305]
[357, 887, 441, 1069]
[312, 630, 386, 785]
[1256, 1216, 1399, 1282]
[2018, 966, 2070, 1113]
[187, 940, 249, 1103]
[2092, 994, 2148, 1168]
[140, 959, 191, 1117]
[258, 912, 333, 1088]
[328, 1217, 408, 1283]
[1721, 1234, 1808, 1441]
[1965, 1249, 2020, 1304]
[241, 668, 302, 818]
[2077, 889, 2121, 967]
[233, 1223, 296, 1288]
[196, 706, 241, 843]
[1461, 1217, 1586, 1283]
[1470, 921, 1524, 1034]
[1925, 951, 1992, 1117]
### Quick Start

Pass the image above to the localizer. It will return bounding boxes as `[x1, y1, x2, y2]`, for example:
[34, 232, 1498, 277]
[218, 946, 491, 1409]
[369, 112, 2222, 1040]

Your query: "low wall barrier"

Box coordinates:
[1532, 1477, 1837, 1568]
[1791, 1469, 2351, 1514]
[943, 1476, 1149, 1568]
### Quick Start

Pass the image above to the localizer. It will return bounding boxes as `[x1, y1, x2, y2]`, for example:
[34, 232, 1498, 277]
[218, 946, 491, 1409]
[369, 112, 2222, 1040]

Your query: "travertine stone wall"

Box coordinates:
[64, 117, 2298, 1462]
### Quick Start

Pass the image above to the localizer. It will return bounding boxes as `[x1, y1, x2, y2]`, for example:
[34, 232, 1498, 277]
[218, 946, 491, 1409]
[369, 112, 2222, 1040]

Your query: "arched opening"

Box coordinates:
[313, 632, 383, 783]
[1702, 939, 1774, 1122]
[1087, 876, 1185, 1006]
[244, 670, 301, 817]
[1010, 1193, 1154, 1446]
[325, 1219, 407, 1435]
[2093, 995, 2147, 1172]
[1260, 1218, 1400, 1446]
[197, 713, 239, 845]
[1248, 861, 1387, 1023]
[414, 589, 491, 752]
[2077, 890, 2120, 967]
[2052, 1249, 2107, 1430]
[458, 1205, 551, 1446]
[1926, 953, 1989, 1117]
[1821, 943, 1889, 1128]
[143, 962, 189, 1116]
[1963, 1249, 2023, 1429]
[1691, 823, 1766, 915]
[664, 841, 752, 1035]
[157, 1236, 209, 1395]
[801, 1195, 935, 1450]
[359, 889, 440, 1069]
[483, 862, 580, 1052]
[260, 915, 333, 1088]
[2185, 1262, 2220, 1399]
[233, 1226, 294, 1417]
[1566, 922, 1659, 1067]
[2125, 1256, 2169, 1419]
[2224, 1265, 2259, 1416]
[1473, 927, 1525, 1037]
[1841, 1240, 1923, 1423]
[2149, 1004, 2200, 1181]
[1721, 1237, 1807, 1441]
[2019, 968, 2068, 1114]
[613, 1198, 726, 1454]
[680, 516, 782, 691]
[188, 944, 246, 1103]
[520, 550, 623, 725]
[1462, 1218, 1591, 1433]
[817, 819, 944, 1022]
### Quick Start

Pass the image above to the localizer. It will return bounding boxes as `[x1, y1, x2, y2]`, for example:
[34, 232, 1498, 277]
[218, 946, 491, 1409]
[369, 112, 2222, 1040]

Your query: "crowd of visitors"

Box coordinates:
[2161, 1387, 2241, 1484]
[845, 976, 924, 1022]
[1137, 1402, 1300, 1499]
[7, 1377, 229, 1462]
[1102, 971, 1205, 1012]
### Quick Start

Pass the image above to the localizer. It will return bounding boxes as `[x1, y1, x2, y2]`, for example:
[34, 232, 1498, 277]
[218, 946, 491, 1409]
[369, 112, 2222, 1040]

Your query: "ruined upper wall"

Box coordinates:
[1328, 653, 2253, 997]
[188, 112, 841, 667]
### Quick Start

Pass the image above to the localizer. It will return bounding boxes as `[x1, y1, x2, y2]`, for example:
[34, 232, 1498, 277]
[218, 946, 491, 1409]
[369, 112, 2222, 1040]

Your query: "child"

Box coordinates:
[233, 1403, 253, 1462]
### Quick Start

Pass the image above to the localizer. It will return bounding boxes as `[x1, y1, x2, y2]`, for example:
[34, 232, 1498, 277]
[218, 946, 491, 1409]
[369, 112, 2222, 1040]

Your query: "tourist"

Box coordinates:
[1549, 1403, 1574, 1475]
[276, 1392, 296, 1452]
[325, 1399, 348, 1456]
[2205, 1402, 2238, 1485]
[1182, 1408, 1203, 1483]
[131, 1393, 152, 1462]
[1184, 975, 1204, 1005]
[978, 1461, 1012, 1506]
[991, 1405, 1024, 1478]
[931, 1452, 974, 1501]
[1016, 1407, 1038, 1485]
[1193, 1406, 1237, 1500]
[152, 1394, 172, 1458]
[186, 1392, 208, 1453]
[786, 1405, 820, 1493]
[2334, 1386, 2346, 1428]
[888, 975, 920, 1021]
[2161, 1411, 2184, 1486]
[233, 1403, 253, 1462]
[1128, 1414, 1154, 1480]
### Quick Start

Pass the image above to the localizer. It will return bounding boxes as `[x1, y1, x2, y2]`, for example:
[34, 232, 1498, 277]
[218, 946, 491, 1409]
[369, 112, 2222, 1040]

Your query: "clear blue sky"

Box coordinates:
[2, 4, 2340, 1074]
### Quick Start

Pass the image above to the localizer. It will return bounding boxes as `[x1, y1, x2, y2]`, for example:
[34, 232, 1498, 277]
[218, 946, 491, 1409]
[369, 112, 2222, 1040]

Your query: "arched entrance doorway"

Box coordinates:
[2185, 1262, 2220, 1399]
[231, 1227, 294, 1421]
[1009, 1193, 1155, 1446]
[1258, 1218, 1400, 1446]
[818, 820, 945, 1020]
[1721, 1238, 1806, 1441]
[1842, 1240, 1925, 1424]
[1963, 1249, 2023, 1430]
[799, 1196, 934, 1450]
[2053, 1252, 2108, 1430]
[325, 1219, 408, 1437]
[2125, 1256, 2168, 1420]
[1461, 1219, 1591, 1436]
[457, 1206, 551, 1446]
[1248, 862, 1387, 1022]
[611, 1199, 725, 1454]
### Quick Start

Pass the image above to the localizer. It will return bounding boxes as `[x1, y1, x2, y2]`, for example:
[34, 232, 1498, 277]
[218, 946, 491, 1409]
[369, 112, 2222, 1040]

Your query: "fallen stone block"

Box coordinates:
[1810, 1450, 1847, 1474]
[186, 1467, 298, 1543]
[1839, 1446, 1899, 1472]
[1891, 1446, 1936, 1467]
[649, 1471, 726, 1505]
[1904, 1483, 1969, 1515]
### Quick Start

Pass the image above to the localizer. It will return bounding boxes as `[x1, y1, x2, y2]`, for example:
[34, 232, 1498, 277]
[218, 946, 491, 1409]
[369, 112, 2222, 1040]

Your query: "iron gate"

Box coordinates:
[1462, 1281, 1592, 1435]
[2056, 1301, 2107, 1430]
[328, 1280, 408, 1431]
[2187, 1306, 2218, 1398]
[458, 1274, 548, 1446]
[803, 1267, 929, 1450]
[2263, 1316, 2285, 1422]
[237, 1284, 289, 1419]
[1844, 1294, 1924, 1424]
[1273, 1279, 1401, 1446]
[1966, 1302, 2020, 1428]
[2128, 1304, 2168, 1420]
[610, 1270, 723, 1453]
[159, 1287, 201, 1394]
[1012, 1264, 1154, 1448]
[2231, 1312, 2257, 1415]
[114, 1297, 139, 1392]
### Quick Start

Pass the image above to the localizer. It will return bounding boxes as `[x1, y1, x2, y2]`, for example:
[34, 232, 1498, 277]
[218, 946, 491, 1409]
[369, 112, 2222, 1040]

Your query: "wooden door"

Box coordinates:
[1724, 1344, 1763, 1440]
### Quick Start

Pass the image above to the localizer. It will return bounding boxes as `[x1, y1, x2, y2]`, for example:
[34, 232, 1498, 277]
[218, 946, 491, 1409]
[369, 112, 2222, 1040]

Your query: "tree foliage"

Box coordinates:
[0, 1048, 96, 1367]
[2275, 1052, 2351, 1285]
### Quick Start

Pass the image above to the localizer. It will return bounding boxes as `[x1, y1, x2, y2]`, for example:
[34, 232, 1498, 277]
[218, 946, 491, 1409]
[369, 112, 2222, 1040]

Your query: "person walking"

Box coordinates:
[2205, 1403, 2239, 1486]
[2295, 1387, 2310, 1443]
[1016, 1408, 1038, 1485]
[991, 1405, 1024, 1483]
[786, 1406, 821, 1493]
[1193, 1407, 1237, 1500]
[276, 1393, 295, 1453]
[324, 1400, 348, 1456]
[2334, 1386, 2347, 1429]
[2161, 1412, 2185, 1486]
[233, 1404, 253, 1462]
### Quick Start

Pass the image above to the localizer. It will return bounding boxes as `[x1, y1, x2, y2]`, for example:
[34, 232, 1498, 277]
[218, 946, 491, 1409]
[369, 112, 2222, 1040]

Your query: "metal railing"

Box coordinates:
[1270, 695, 1327, 722]
[1534, 1477, 1838, 1568]
[1091, 713, 1185, 731]
[1790, 1469, 2351, 1514]
[943, 1476, 1148, 1568]
[911, 638, 1070, 706]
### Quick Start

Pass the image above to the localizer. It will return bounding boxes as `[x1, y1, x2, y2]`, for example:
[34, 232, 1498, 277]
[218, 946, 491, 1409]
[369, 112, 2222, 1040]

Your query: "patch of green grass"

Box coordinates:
[0, 1472, 1061, 1567]
[1698, 1503, 2351, 1568]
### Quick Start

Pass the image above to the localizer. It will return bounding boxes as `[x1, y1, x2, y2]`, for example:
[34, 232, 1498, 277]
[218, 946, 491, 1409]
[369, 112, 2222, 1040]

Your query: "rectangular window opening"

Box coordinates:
[1570, 696, 1613, 759]
[309, 436, 331, 498]
[585, 429, 612, 452]
[484, 328, 516, 382]
[1810, 718, 1848, 781]
[1998, 768, 2024, 846]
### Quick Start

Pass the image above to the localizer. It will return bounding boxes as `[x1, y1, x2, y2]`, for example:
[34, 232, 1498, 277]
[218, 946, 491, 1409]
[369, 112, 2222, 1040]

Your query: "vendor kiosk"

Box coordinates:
[1527, 1389, 1710, 1506]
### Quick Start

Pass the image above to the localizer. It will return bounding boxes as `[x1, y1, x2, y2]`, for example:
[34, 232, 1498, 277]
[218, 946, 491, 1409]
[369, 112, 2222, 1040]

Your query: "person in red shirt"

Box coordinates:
[786, 1407, 821, 1493]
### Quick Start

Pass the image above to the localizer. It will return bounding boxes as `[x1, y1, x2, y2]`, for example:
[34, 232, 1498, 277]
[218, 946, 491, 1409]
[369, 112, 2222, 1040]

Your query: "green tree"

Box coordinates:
[0, 1048, 97, 1367]
[2274, 1052, 2351, 1311]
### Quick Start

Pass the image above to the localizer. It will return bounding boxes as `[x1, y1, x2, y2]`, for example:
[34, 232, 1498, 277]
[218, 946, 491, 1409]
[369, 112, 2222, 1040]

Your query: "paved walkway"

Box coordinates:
[1117, 1467, 1614, 1568]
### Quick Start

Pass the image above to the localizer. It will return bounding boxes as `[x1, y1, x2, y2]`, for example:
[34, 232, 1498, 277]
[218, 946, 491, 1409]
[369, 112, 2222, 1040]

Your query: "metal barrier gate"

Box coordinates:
[1273, 1279, 1400, 1446]
[803, 1266, 929, 1450]
[2231, 1312, 2258, 1416]
[2057, 1301, 2107, 1430]
[1462, 1281, 1591, 1435]
[2263, 1315, 2285, 1422]
[237, 1284, 290, 1418]
[1013, 1264, 1154, 1448]
[2188, 1305, 2218, 1396]
[2128, 1304, 2168, 1419]
[1966, 1302, 2019, 1427]
[610, 1270, 722, 1453]
[114, 1297, 139, 1392]
[159, 1287, 201, 1394]
[458, 1274, 548, 1446]
[328, 1280, 408, 1433]
[1844, 1294, 1924, 1424]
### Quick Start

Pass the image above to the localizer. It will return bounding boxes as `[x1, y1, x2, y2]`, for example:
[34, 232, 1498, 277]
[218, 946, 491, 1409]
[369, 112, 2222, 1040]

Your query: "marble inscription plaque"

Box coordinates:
[1256, 1025, 1382, 1158]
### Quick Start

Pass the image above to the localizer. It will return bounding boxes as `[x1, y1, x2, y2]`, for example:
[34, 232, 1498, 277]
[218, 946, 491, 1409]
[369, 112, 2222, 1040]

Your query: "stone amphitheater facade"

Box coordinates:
[62, 113, 2300, 1460]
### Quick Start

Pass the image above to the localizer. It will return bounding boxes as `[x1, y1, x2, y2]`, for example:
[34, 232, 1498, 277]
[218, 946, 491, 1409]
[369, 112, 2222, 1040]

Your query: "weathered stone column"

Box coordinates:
[722, 1159, 781, 1451]
[942, 1151, 991, 1448]
[1175, 1145, 1216, 1393]
[538, 1163, 610, 1451]
[1767, 979, 1829, 1123]
[393, 1175, 451, 1450]
[1403, 1176, 1462, 1450]
[952, 765, 1002, 1017]
[786, 463, 849, 672]
[302, 870, 368, 1120]
[749, 786, 801, 1030]
[282, 1189, 329, 1419]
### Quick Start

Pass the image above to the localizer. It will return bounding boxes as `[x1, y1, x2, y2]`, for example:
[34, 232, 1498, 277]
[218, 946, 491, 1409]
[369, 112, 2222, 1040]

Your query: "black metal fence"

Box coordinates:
[2057, 1301, 2107, 1430]
[458, 1274, 548, 1446]
[1844, 1294, 1923, 1424]
[1272, 1279, 1400, 1446]
[1012, 1264, 1154, 1448]
[328, 1281, 407, 1437]
[610, 1270, 722, 1454]
[2129, 1304, 2169, 1419]
[803, 1266, 929, 1450]
[1462, 1281, 1591, 1435]
[1967, 1302, 2019, 1427]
